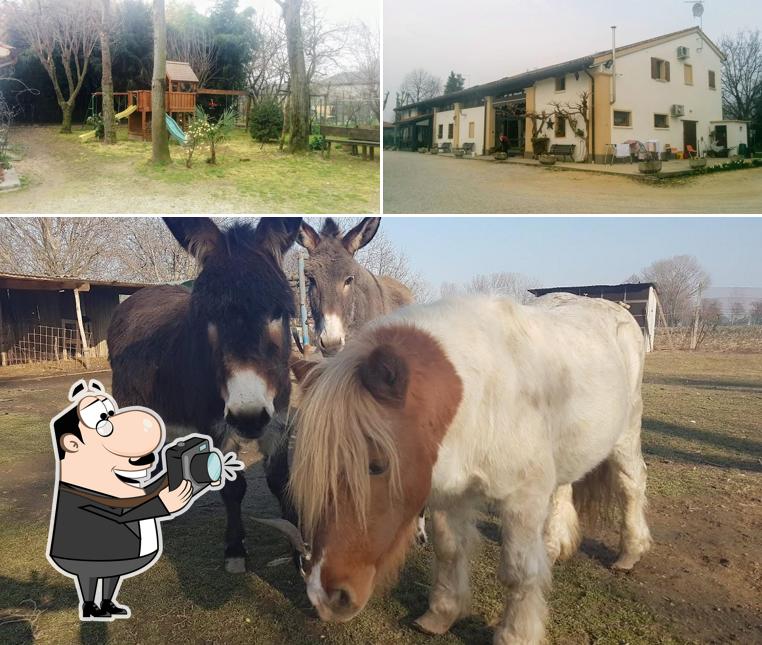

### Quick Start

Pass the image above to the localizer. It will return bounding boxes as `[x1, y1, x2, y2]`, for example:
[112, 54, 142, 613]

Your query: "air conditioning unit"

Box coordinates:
[671, 104, 686, 117]
[677, 46, 690, 59]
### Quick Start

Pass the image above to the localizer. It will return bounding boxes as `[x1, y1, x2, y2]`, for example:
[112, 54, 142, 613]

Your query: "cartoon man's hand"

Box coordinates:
[159, 480, 194, 513]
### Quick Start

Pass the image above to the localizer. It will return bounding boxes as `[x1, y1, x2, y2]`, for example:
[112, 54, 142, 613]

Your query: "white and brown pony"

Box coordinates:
[288, 293, 651, 644]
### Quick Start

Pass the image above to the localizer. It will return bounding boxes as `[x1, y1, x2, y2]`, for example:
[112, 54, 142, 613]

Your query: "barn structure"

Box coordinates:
[529, 282, 658, 351]
[0, 273, 152, 366]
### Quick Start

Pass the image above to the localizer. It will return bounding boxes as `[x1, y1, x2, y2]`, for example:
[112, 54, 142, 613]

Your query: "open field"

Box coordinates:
[1, 352, 760, 644]
[383, 151, 762, 213]
[0, 126, 379, 214]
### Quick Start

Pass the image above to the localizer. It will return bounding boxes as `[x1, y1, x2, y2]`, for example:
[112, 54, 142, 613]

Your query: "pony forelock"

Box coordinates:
[289, 337, 402, 541]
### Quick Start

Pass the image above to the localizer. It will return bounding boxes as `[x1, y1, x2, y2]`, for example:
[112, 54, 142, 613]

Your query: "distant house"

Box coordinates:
[312, 70, 378, 126]
[393, 27, 744, 160]
[530, 283, 658, 351]
[0, 272, 152, 366]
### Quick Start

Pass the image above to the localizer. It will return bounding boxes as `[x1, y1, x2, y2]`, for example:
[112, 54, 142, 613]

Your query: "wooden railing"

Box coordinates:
[128, 90, 196, 113]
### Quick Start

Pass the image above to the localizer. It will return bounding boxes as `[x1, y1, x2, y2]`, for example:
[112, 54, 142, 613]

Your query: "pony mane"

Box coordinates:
[289, 335, 402, 539]
[320, 218, 341, 238]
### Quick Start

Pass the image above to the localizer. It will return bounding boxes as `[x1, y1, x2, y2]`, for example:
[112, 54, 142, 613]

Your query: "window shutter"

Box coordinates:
[665, 61, 671, 81]
[651, 58, 659, 79]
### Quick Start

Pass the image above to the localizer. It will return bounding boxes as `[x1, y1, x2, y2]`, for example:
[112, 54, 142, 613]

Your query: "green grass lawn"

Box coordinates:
[1, 352, 759, 644]
[1, 126, 379, 214]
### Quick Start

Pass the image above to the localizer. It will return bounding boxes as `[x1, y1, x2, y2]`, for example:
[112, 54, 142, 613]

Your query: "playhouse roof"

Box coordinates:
[166, 61, 199, 83]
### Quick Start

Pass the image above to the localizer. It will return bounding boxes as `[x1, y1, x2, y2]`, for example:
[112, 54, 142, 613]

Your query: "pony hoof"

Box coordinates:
[611, 553, 640, 572]
[413, 611, 454, 635]
[225, 557, 247, 573]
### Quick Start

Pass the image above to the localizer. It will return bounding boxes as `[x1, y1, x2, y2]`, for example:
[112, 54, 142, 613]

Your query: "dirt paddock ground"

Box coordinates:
[0, 352, 760, 644]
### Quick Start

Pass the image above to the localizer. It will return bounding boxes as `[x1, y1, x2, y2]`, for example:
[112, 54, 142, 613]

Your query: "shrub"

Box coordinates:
[309, 134, 324, 151]
[250, 99, 283, 144]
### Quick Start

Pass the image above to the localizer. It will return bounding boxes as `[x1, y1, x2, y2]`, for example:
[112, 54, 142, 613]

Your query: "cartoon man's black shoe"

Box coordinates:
[81, 601, 111, 618]
[101, 600, 129, 616]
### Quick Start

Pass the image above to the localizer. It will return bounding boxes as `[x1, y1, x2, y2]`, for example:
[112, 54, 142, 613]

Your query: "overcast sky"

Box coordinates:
[384, 0, 762, 118]
[373, 217, 762, 292]
[182, 0, 378, 28]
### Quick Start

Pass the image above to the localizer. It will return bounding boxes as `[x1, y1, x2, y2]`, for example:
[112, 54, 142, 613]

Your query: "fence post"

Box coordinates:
[73, 288, 91, 369]
[297, 252, 310, 350]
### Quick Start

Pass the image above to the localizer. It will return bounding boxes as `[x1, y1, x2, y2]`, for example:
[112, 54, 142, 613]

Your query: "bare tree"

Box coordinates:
[302, 0, 348, 84]
[729, 301, 747, 325]
[152, 0, 171, 164]
[277, 0, 310, 152]
[721, 30, 762, 122]
[749, 300, 762, 324]
[0, 217, 117, 278]
[349, 22, 380, 121]
[167, 23, 218, 88]
[248, 13, 289, 100]
[398, 68, 441, 105]
[100, 0, 116, 144]
[113, 218, 197, 282]
[10, 0, 99, 133]
[635, 255, 710, 326]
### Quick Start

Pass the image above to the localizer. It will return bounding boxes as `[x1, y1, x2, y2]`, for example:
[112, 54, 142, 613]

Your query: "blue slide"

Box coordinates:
[164, 113, 187, 145]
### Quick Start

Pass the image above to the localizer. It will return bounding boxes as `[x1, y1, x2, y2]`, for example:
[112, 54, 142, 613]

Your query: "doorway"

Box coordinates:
[683, 120, 697, 153]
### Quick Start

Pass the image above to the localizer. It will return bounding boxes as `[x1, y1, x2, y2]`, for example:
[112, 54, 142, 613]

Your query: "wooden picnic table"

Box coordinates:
[323, 137, 378, 160]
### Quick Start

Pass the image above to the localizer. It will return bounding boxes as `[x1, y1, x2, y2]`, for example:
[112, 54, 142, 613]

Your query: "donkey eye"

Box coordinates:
[344, 275, 354, 287]
[369, 460, 387, 476]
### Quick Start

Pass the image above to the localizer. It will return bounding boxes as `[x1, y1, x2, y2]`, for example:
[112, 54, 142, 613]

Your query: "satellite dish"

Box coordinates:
[692, 2, 704, 18]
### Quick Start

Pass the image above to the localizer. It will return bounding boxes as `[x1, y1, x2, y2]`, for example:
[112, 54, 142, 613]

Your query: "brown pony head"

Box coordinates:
[289, 323, 462, 622]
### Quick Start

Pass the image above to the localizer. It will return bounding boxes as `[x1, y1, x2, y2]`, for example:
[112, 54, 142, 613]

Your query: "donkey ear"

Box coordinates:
[68, 379, 88, 401]
[358, 344, 409, 408]
[88, 379, 105, 392]
[342, 217, 381, 255]
[297, 221, 321, 252]
[164, 217, 223, 266]
[255, 217, 303, 259]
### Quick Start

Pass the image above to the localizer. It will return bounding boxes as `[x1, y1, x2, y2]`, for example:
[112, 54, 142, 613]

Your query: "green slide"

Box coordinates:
[164, 113, 187, 145]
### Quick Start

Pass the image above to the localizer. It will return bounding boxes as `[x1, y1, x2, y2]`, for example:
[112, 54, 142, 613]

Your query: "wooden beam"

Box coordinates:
[654, 291, 675, 351]
[73, 288, 91, 369]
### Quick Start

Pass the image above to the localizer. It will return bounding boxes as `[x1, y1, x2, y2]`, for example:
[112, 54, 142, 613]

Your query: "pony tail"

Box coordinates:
[572, 459, 619, 528]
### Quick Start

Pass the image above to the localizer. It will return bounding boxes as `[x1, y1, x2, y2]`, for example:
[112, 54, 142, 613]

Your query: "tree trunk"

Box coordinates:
[151, 0, 171, 164]
[60, 103, 74, 133]
[100, 0, 116, 144]
[279, 0, 310, 153]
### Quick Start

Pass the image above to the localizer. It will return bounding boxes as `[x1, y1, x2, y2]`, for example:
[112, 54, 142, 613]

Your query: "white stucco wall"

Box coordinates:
[610, 33, 724, 156]
[714, 121, 749, 152]
[533, 72, 593, 161]
[433, 109, 456, 147]
[458, 107, 486, 155]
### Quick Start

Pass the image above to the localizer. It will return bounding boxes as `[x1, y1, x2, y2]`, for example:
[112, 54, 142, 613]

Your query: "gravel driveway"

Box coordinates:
[383, 151, 762, 213]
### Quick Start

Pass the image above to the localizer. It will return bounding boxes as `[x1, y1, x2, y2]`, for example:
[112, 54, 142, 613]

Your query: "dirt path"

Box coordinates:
[384, 151, 762, 213]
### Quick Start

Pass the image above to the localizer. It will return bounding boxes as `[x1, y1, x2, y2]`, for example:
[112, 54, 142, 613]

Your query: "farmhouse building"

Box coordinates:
[529, 283, 658, 352]
[0, 272, 152, 366]
[393, 27, 746, 162]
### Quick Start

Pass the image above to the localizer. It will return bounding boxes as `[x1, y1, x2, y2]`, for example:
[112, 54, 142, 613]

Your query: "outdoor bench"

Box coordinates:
[549, 144, 575, 161]
[438, 142, 452, 153]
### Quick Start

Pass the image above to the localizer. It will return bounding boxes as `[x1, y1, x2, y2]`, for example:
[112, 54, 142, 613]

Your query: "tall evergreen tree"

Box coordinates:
[444, 71, 465, 94]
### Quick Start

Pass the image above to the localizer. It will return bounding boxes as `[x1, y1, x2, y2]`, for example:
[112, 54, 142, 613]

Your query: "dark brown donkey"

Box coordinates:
[107, 217, 301, 573]
[296, 217, 413, 355]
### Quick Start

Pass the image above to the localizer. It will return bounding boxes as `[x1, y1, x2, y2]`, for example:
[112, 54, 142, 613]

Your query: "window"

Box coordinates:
[684, 64, 693, 85]
[437, 124, 443, 139]
[654, 114, 669, 129]
[613, 110, 632, 127]
[650, 57, 670, 81]
[555, 76, 566, 91]
[468, 121, 475, 138]
[708, 70, 716, 89]
[447, 123, 454, 138]
[554, 117, 566, 137]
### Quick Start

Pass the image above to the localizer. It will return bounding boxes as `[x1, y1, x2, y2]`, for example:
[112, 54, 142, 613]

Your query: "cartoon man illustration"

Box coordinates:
[46, 379, 241, 621]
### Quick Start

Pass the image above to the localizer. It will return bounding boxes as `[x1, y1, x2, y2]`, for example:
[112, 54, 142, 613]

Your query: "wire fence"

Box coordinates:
[2, 324, 93, 366]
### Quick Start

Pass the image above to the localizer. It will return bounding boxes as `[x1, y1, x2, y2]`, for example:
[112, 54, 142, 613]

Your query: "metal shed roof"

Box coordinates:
[0, 272, 155, 293]
[530, 283, 655, 298]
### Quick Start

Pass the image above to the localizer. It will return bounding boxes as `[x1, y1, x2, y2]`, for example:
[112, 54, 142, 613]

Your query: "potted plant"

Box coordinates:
[453, 148, 465, 158]
[532, 136, 550, 157]
[689, 157, 707, 169]
[418, 147, 429, 153]
[430, 146, 439, 155]
[538, 154, 556, 165]
[494, 152, 507, 161]
[638, 153, 662, 174]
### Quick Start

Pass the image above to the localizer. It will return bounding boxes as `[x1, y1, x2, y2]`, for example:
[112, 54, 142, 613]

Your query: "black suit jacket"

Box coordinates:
[49, 482, 169, 561]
